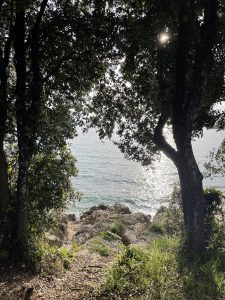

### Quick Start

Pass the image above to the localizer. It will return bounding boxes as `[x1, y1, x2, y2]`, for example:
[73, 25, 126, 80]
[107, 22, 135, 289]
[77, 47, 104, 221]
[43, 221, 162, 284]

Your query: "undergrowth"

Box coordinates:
[27, 239, 79, 273]
[101, 235, 225, 299]
[100, 188, 225, 299]
[88, 237, 112, 257]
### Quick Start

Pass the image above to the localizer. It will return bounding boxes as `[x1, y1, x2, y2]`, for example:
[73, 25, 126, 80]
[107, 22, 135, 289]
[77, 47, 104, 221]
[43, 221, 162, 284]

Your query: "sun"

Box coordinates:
[158, 32, 170, 44]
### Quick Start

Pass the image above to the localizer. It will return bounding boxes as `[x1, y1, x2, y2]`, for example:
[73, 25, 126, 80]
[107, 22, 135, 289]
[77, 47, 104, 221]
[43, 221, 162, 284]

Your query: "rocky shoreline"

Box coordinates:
[46, 203, 155, 247]
[0, 204, 165, 300]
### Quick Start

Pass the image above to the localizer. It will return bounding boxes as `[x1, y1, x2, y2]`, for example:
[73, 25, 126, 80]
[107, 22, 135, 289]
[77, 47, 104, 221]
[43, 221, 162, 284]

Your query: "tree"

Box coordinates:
[0, 0, 113, 260]
[86, 0, 225, 254]
[0, 0, 13, 228]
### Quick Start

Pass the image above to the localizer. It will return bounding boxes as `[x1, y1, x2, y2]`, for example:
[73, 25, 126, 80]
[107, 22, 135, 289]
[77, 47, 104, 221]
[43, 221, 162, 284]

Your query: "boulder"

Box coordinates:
[45, 232, 63, 247]
[74, 205, 152, 245]
[122, 212, 151, 226]
[80, 203, 132, 224]
[66, 213, 76, 222]
[82, 209, 110, 225]
[121, 231, 137, 246]
[112, 204, 132, 215]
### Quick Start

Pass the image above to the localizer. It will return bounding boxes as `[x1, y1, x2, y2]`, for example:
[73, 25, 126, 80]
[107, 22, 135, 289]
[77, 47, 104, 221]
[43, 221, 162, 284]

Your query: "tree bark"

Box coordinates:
[154, 115, 206, 255]
[0, 1, 13, 234]
[0, 65, 9, 219]
[0, 149, 9, 216]
[173, 126, 206, 254]
[14, 0, 28, 259]
[13, 0, 48, 259]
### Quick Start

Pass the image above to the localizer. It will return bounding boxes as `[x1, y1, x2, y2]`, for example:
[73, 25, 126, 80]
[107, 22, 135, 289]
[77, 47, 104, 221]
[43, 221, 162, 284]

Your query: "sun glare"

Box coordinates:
[158, 32, 170, 44]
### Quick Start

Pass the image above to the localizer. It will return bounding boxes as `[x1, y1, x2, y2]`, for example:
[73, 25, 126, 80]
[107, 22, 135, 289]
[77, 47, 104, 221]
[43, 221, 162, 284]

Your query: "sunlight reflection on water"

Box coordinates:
[70, 128, 224, 216]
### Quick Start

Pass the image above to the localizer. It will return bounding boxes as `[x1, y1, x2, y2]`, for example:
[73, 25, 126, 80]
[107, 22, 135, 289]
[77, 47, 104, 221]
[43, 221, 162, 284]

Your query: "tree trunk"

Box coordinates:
[176, 147, 206, 254]
[13, 0, 47, 260]
[0, 28, 12, 233]
[154, 116, 207, 255]
[173, 117, 206, 254]
[13, 0, 28, 259]
[0, 148, 9, 217]
[0, 70, 9, 220]
[14, 149, 29, 258]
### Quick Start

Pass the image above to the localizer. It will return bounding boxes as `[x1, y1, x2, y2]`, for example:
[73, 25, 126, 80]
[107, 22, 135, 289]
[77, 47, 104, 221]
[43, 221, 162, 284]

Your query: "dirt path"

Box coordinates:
[0, 249, 113, 300]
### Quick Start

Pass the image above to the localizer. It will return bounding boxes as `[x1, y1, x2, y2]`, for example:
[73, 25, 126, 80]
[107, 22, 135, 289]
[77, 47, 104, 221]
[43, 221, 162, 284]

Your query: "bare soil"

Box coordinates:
[0, 249, 114, 300]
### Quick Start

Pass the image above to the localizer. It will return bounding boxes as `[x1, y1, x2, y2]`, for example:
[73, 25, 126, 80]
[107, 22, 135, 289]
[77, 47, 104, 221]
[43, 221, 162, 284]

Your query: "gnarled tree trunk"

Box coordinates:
[174, 128, 206, 254]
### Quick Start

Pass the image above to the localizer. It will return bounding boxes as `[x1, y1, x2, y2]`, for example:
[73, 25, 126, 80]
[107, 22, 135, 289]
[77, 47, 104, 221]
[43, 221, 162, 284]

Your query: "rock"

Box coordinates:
[153, 206, 168, 224]
[121, 231, 137, 246]
[80, 203, 132, 224]
[112, 204, 132, 215]
[122, 212, 151, 226]
[73, 205, 152, 245]
[45, 232, 63, 247]
[155, 206, 167, 216]
[60, 214, 69, 225]
[66, 214, 76, 222]
[80, 205, 108, 221]
[83, 209, 110, 225]
[133, 222, 146, 237]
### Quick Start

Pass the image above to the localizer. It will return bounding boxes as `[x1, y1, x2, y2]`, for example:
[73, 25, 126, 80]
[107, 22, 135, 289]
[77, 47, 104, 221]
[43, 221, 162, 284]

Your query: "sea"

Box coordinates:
[70, 128, 225, 217]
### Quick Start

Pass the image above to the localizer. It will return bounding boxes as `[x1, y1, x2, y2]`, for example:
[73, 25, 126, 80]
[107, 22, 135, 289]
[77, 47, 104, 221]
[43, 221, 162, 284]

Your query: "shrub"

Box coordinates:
[88, 237, 111, 257]
[102, 237, 182, 299]
[149, 223, 164, 234]
[110, 220, 125, 237]
[57, 242, 79, 269]
[28, 147, 79, 236]
[27, 238, 79, 273]
[101, 232, 225, 300]
[100, 231, 121, 241]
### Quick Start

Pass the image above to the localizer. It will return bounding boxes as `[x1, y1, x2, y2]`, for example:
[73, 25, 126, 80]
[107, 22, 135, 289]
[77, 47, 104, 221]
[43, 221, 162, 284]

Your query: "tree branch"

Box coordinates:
[186, 0, 218, 111]
[153, 115, 179, 165]
[26, 0, 48, 48]
[3, 0, 14, 67]
[41, 50, 76, 84]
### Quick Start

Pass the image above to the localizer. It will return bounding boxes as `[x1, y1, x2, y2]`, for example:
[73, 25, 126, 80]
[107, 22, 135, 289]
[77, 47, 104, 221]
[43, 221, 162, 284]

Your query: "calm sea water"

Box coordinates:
[70, 128, 224, 216]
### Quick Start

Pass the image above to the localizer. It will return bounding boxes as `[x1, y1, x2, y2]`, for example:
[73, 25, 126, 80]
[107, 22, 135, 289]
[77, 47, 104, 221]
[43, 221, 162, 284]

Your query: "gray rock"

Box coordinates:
[121, 231, 137, 246]
[80, 203, 132, 224]
[45, 232, 63, 247]
[74, 206, 152, 245]
[112, 204, 132, 215]
[122, 212, 151, 226]
[155, 206, 167, 216]
[66, 213, 76, 222]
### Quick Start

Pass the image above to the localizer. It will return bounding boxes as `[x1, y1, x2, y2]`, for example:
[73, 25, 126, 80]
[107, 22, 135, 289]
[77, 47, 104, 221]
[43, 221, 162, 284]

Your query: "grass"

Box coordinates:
[101, 235, 225, 300]
[27, 239, 80, 272]
[88, 237, 111, 257]
[149, 223, 164, 234]
[100, 231, 122, 241]
[110, 219, 125, 236]
[57, 242, 79, 269]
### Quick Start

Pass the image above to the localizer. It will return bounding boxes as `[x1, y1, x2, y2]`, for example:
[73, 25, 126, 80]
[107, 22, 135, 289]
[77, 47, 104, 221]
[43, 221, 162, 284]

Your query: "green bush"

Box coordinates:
[110, 220, 125, 236]
[28, 147, 78, 236]
[88, 237, 111, 257]
[149, 223, 164, 234]
[102, 237, 182, 299]
[101, 234, 225, 300]
[100, 231, 121, 241]
[27, 238, 79, 273]
[57, 242, 79, 269]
